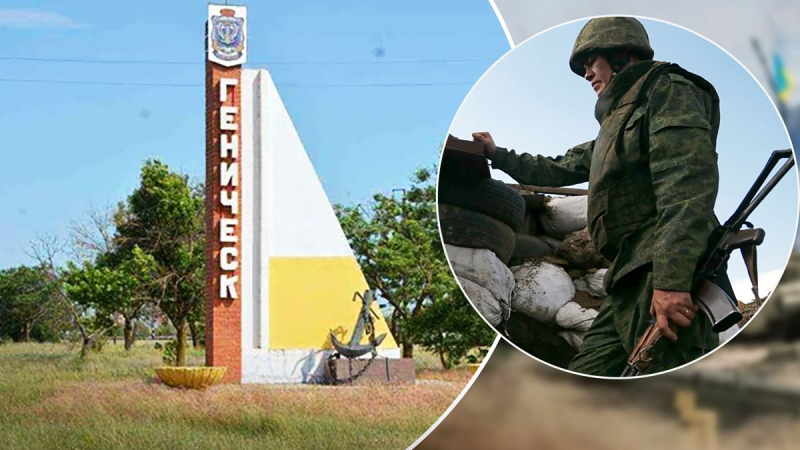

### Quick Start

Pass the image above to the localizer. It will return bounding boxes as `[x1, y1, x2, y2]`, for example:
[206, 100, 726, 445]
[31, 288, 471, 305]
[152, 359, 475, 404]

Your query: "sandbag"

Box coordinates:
[554, 301, 598, 331]
[556, 227, 609, 269]
[572, 290, 603, 310]
[559, 330, 587, 351]
[540, 235, 563, 253]
[510, 261, 575, 323]
[458, 277, 506, 327]
[578, 269, 608, 298]
[537, 195, 588, 239]
[511, 234, 552, 260]
[445, 244, 515, 303]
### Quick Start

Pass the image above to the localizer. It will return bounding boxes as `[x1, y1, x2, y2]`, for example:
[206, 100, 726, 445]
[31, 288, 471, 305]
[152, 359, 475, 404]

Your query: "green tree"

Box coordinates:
[0, 265, 54, 342]
[28, 234, 118, 357]
[65, 246, 157, 350]
[335, 167, 494, 364]
[116, 160, 205, 366]
[186, 182, 206, 350]
[408, 284, 496, 369]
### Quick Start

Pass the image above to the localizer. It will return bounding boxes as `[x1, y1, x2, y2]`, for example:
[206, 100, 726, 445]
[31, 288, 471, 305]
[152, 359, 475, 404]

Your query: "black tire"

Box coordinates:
[439, 204, 516, 263]
[438, 177, 525, 231]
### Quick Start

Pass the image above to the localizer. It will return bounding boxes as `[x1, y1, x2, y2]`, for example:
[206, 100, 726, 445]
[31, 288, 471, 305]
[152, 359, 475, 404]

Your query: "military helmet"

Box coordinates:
[569, 17, 654, 76]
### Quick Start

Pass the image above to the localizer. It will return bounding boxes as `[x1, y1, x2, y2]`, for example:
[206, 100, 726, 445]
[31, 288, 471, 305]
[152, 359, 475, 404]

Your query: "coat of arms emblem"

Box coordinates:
[209, 8, 246, 66]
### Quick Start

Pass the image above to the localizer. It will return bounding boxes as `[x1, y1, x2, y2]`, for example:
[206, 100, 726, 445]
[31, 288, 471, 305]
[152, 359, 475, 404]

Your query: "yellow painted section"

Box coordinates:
[268, 256, 399, 349]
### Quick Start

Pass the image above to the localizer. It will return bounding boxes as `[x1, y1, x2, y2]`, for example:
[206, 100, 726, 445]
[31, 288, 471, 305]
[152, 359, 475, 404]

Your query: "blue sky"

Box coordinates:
[0, 1, 507, 268]
[1, 5, 797, 303]
[450, 19, 798, 302]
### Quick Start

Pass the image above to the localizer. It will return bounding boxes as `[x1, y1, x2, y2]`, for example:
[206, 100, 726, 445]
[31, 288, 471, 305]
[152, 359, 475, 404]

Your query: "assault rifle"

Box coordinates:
[622, 149, 795, 377]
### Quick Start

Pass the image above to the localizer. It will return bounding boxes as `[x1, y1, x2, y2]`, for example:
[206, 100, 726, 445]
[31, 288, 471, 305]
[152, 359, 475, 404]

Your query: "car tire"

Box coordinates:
[438, 177, 525, 231]
[439, 204, 516, 263]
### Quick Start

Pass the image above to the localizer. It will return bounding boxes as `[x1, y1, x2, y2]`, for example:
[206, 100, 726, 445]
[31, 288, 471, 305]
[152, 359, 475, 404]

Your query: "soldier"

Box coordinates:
[474, 17, 732, 376]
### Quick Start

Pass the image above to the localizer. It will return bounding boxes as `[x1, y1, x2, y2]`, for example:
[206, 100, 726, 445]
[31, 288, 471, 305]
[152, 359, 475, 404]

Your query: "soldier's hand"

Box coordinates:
[472, 132, 497, 159]
[650, 289, 697, 341]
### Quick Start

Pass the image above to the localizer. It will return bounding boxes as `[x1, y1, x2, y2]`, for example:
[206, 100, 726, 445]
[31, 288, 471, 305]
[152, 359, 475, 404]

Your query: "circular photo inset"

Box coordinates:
[437, 16, 798, 378]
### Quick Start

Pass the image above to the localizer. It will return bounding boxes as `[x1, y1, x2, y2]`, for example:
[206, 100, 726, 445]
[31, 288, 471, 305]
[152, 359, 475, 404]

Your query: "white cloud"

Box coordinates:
[731, 268, 784, 303]
[0, 9, 86, 29]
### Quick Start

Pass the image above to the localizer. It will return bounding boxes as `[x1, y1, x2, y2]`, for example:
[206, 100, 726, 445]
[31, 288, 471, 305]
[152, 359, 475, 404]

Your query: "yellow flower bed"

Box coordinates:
[156, 366, 227, 390]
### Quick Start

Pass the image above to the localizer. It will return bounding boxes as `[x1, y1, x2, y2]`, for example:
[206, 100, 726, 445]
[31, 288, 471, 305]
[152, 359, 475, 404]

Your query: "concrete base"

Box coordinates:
[241, 348, 402, 384]
[325, 357, 415, 385]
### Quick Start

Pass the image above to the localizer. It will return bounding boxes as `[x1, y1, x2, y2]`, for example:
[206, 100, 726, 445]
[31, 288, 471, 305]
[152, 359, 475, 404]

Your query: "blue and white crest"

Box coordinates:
[207, 6, 247, 66]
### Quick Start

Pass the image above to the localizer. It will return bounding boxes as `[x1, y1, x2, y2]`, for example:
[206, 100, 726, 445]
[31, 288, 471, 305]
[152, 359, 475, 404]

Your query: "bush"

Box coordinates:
[161, 339, 178, 365]
[465, 346, 489, 365]
[91, 336, 107, 353]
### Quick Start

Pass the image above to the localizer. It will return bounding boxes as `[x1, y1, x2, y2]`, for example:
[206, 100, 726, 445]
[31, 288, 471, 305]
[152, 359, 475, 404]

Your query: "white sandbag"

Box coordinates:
[509, 261, 575, 323]
[538, 196, 588, 239]
[445, 244, 515, 302]
[559, 330, 587, 350]
[573, 278, 588, 292]
[511, 234, 552, 260]
[581, 269, 608, 298]
[555, 301, 598, 331]
[458, 277, 505, 326]
[719, 324, 740, 344]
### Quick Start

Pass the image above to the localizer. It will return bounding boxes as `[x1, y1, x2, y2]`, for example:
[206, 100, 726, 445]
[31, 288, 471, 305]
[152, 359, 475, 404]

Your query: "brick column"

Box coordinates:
[205, 61, 242, 383]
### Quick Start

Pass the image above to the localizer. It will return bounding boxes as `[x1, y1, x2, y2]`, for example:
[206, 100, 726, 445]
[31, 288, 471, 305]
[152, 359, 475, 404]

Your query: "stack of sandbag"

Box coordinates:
[437, 181, 607, 349]
[437, 176, 525, 326]
[497, 193, 608, 351]
[445, 244, 513, 327]
[508, 259, 603, 351]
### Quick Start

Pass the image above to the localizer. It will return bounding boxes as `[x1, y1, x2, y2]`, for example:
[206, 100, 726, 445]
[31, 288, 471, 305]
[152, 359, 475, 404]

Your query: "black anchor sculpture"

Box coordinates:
[330, 290, 387, 359]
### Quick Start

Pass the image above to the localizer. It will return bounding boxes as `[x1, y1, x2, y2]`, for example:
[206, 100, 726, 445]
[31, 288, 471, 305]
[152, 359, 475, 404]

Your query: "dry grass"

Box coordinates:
[0, 342, 467, 449]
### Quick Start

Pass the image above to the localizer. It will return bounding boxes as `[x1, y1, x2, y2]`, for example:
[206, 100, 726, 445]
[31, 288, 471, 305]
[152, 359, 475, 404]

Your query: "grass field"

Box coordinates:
[0, 342, 472, 449]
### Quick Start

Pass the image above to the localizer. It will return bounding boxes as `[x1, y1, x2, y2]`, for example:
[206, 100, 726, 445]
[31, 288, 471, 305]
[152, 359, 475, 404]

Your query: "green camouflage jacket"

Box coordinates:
[492, 60, 720, 294]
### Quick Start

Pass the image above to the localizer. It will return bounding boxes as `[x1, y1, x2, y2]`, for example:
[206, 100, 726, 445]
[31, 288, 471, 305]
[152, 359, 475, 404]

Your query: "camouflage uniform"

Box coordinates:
[491, 18, 723, 376]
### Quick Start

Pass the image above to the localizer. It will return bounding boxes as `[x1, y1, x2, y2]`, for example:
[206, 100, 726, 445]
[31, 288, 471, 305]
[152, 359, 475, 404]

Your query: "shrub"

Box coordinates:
[161, 339, 178, 365]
